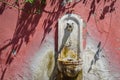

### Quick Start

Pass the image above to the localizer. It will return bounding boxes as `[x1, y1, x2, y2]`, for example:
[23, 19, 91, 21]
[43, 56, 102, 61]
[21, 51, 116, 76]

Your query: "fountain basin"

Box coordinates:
[58, 58, 82, 77]
[57, 46, 82, 77]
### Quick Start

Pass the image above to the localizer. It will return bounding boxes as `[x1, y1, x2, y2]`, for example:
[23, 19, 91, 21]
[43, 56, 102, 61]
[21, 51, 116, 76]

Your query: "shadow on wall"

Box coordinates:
[0, 0, 18, 14]
[79, 0, 116, 21]
[40, 0, 65, 45]
[40, 0, 79, 50]
[99, 0, 116, 20]
[0, 1, 6, 14]
[0, 0, 117, 79]
[40, 1, 80, 80]
[0, 0, 46, 80]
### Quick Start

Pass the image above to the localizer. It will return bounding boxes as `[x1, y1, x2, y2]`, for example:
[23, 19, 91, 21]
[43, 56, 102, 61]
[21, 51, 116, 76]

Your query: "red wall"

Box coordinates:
[0, 0, 120, 79]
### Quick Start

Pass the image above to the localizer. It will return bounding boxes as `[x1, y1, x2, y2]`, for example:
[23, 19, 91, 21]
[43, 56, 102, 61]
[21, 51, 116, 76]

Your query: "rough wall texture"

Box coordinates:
[0, 0, 120, 80]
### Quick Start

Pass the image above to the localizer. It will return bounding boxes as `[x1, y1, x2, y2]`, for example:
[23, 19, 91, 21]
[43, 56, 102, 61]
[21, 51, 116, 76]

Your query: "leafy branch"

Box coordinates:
[0, 0, 46, 14]
[25, 0, 35, 3]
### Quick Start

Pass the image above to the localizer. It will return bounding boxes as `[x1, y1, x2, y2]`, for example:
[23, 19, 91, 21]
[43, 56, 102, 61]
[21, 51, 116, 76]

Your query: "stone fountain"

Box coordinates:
[57, 14, 84, 79]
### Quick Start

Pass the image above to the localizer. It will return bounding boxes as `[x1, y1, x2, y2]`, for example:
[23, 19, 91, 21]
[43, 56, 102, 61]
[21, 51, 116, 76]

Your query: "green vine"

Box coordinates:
[0, 0, 46, 14]
[25, 0, 35, 4]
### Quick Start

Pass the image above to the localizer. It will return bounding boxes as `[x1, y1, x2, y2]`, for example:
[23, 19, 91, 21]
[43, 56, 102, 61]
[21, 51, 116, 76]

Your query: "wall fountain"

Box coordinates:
[56, 14, 85, 80]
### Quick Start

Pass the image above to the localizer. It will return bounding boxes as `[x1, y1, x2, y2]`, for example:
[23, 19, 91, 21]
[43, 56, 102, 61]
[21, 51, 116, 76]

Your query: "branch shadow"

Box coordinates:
[80, 0, 117, 21]
[88, 42, 102, 73]
[0, 2, 6, 14]
[40, 0, 77, 45]
[0, 67, 7, 80]
[100, 0, 116, 20]
[87, 0, 96, 22]
[0, 0, 46, 79]
[50, 0, 57, 6]
[40, 0, 65, 45]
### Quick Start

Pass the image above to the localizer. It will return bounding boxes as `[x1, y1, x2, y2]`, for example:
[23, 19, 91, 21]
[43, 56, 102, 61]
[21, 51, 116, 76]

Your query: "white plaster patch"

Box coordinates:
[30, 35, 55, 80]
[82, 35, 115, 80]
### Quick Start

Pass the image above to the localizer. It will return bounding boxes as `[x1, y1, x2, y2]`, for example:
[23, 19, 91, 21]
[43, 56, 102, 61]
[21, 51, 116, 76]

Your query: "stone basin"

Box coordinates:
[57, 47, 82, 77]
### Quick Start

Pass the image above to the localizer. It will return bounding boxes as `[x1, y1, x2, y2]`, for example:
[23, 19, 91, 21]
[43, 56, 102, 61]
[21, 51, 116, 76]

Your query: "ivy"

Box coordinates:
[24, 0, 46, 4]
[0, 0, 47, 14]
[25, 0, 35, 4]
[41, 0, 46, 5]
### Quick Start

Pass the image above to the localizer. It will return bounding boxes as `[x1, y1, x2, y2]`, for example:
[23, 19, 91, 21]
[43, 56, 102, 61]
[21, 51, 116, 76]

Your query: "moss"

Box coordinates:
[47, 51, 54, 77]
[76, 70, 83, 80]
[55, 70, 83, 80]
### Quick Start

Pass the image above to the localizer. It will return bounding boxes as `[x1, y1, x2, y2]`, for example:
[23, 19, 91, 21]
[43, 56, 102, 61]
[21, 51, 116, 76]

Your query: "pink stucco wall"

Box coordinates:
[0, 0, 120, 79]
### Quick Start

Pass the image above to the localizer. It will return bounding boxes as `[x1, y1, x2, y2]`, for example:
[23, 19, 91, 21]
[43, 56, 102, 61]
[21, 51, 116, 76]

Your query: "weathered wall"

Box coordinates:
[0, 0, 120, 80]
